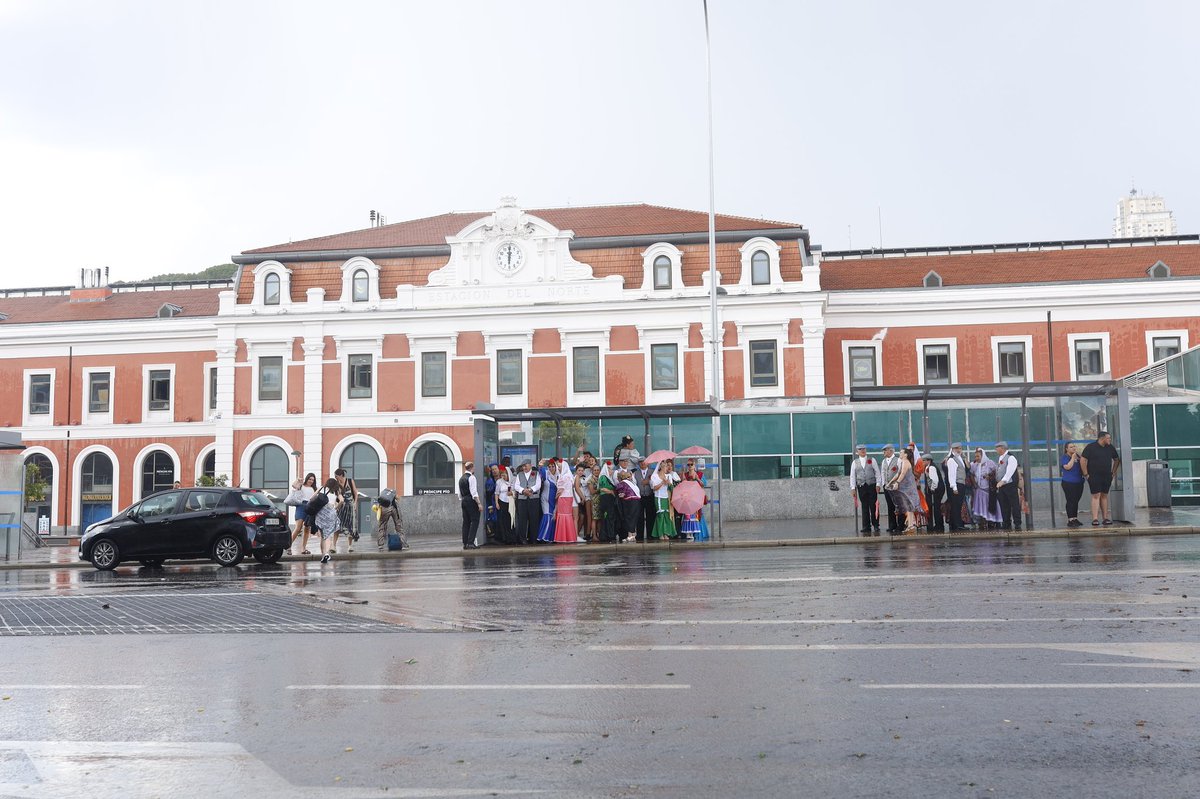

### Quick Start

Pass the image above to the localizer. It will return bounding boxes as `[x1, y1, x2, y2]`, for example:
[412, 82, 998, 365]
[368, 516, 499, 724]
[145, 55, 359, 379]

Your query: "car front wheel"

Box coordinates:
[252, 548, 284, 565]
[90, 539, 120, 571]
[212, 534, 244, 567]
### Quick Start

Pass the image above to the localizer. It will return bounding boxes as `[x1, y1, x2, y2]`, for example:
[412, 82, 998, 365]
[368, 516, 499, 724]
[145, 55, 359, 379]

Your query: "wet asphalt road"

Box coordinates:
[0, 536, 1198, 798]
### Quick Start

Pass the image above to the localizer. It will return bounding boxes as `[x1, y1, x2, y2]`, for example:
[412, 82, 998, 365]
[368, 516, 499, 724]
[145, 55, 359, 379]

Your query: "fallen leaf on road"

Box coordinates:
[404, 658, 417, 665]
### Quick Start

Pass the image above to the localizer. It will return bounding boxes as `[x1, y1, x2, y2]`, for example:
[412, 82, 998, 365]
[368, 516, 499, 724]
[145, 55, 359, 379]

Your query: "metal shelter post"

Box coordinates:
[1020, 394, 1033, 530]
[921, 396, 930, 455]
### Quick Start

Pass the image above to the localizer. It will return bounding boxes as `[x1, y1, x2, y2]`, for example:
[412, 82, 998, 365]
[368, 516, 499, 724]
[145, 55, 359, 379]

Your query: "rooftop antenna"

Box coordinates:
[847, 224, 852, 249]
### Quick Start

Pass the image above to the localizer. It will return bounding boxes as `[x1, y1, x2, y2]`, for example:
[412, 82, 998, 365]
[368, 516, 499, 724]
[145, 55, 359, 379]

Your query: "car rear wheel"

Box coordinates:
[139, 559, 165, 568]
[252, 548, 284, 565]
[212, 534, 244, 567]
[90, 539, 120, 571]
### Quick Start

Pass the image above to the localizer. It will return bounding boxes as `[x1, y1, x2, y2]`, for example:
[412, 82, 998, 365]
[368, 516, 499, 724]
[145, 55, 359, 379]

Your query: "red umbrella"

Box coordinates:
[643, 449, 678, 464]
[678, 445, 713, 456]
[671, 480, 706, 516]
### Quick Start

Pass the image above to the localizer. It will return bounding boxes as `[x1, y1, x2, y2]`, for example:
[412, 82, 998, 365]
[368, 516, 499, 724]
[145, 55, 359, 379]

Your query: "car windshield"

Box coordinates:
[239, 492, 273, 507]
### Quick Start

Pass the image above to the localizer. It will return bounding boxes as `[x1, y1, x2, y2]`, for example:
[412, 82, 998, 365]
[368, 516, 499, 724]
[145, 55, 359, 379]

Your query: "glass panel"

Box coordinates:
[854, 411, 905, 450]
[81, 453, 114, 495]
[87, 373, 110, 414]
[1156, 405, 1200, 447]
[967, 407, 1022, 448]
[653, 255, 671, 289]
[751, 251, 770, 285]
[793, 411, 852, 454]
[730, 414, 790, 455]
[148, 370, 171, 410]
[141, 451, 176, 496]
[352, 269, 369, 302]
[348, 354, 372, 399]
[264, 273, 280, 305]
[249, 444, 289, 509]
[339, 443, 381, 525]
[28, 374, 50, 414]
[1129, 404, 1155, 448]
[732, 456, 792, 480]
[998, 342, 1026, 382]
[650, 344, 678, 390]
[497, 349, 522, 395]
[259, 357, 283, 401]
[749, 340, 777, 387]
[648, 417, 671, 453]
[422, 352, 447, 397]
[208, 367, 218, 410]
[202, 450, 216, 480]
[794, 454, 849, 478]
[920, 408, 968, 452]
[573, 346, 600, 393]
[1132, 448, 1156, 462]
[848, 347, 876, 388]
[672, 416, 717, 458]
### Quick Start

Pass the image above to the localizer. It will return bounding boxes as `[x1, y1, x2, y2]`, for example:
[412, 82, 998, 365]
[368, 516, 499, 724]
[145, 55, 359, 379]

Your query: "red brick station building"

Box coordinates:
[11, 198, 1200, 533]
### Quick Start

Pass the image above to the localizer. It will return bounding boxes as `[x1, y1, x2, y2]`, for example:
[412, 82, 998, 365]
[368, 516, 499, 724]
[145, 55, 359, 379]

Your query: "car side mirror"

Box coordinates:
[129, 511, 143, 524]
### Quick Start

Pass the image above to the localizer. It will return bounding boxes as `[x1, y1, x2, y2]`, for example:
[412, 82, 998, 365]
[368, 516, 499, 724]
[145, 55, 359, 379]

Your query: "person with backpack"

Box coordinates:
[285, 472, 318, 554]
[306, 478, 343, 563]
[375, 487, 405, 551]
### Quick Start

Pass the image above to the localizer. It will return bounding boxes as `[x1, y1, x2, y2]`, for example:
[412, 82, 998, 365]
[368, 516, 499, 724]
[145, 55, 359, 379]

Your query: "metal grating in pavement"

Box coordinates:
[0, 593, 401, 636]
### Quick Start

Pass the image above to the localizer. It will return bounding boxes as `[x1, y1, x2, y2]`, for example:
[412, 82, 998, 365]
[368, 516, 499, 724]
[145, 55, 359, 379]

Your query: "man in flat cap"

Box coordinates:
[849, 444, 881, 535]
[944, 443, 968, 532]
[880, 444, 900, 534]
[994, 442, 1022, 531]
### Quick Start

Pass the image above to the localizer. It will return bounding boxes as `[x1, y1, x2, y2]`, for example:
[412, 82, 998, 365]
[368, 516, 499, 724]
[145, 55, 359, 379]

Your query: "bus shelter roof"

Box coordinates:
[474, 401, 719, 424]
[849, 380, 1118, 404]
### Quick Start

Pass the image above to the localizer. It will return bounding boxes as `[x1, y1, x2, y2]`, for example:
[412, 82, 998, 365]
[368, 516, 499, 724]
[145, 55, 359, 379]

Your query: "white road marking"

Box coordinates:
[863, 683, 1200, 690]
[617, 616, 1200, 625]
[287, 683, 690, 691]
[0, 685, 142, 690]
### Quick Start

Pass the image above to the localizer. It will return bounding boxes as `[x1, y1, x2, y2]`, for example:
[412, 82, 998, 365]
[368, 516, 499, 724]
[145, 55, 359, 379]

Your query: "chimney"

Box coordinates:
[70, 267, 112, 303]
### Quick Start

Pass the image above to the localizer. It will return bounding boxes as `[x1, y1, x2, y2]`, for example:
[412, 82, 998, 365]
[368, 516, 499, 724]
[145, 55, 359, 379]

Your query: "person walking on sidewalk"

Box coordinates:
[331, 468, 360, 553]
[459, 461, 482, 549]
[1081, 431, 1120, 526]
[309, 478, 342, 564]
[849, 444, 881, 535]
[995, 442, 1023, 531]
[285, 472, 317, 554]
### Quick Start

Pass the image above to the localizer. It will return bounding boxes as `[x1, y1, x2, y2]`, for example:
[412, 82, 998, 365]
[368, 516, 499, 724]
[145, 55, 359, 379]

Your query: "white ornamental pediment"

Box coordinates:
[426, 197, 602, 287]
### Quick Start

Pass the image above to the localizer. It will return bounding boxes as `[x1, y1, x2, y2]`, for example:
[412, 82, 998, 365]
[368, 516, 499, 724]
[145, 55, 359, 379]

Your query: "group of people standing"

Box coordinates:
[283, 468, 403, 563]
[459, 435, 710, 549]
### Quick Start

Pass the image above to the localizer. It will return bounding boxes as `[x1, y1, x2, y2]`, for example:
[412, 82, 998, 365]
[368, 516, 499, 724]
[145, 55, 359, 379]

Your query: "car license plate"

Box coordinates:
[265, 518, 280, 526]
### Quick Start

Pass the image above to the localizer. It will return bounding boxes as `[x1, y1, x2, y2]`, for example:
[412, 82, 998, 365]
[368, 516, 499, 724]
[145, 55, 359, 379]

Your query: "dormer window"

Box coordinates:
[157, 303, 182, 318]
[352, 269, 369, 302]
[923, 271, 943, 288]
[1148, 261, 1171, 279]
[653, 256, 672, 290]
[264, 273, 281, 305]
[751, 251, 770, 285]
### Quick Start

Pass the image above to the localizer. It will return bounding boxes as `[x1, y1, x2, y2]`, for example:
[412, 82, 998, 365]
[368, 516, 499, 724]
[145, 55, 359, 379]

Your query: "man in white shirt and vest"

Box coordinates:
[513, 461, 542, 544]
[458, 461, 482, 550]
[848, 444, 881, 535]
[880, 445, 901, 534]
[943, 443, 968, 532]
[995, 442, 1022, 531]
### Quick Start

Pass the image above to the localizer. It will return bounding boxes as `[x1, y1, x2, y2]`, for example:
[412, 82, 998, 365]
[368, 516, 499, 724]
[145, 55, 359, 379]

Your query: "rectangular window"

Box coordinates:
[496, 349, 523, 395]
[421, 352, 447, 397]
[848, 346, 877, 388]
[88, 372, 111, 413]
[148, 369, 171, 411]
[348, 354, 373, 399]
[258, 357, 283, 401]
[208, 367, 218, 411]
[653, 259, 671, 290]
[998, 342, 1026, 383]
[751, 257, 770, 285]
[573, 346, 600, 393]
[650, 343, 678, 390]
[922, 344, 951, 385]
[28, 374, 51, 415]
[1074, 339, 1104, 377]
[1152, 336, 1181, 363]
[749, 340, 778, 387]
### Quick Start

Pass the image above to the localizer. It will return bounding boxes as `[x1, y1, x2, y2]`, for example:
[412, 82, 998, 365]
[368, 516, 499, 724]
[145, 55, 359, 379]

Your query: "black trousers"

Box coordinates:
[856, 484, 879, 533]
[515, 499, 540, 543]
[619, 499, 641, 541]
[460, 499, 480, 547]
[947, 487, 966, 531]
[998, 482, 1022, 530]
[497, 504, 515, 544]
[882, 489, 899, 532]
[1062, 481, 1085, 519]
[598, 493, 617, 542]
[637, 495, 655, 540]
[926, 485, 945, 532]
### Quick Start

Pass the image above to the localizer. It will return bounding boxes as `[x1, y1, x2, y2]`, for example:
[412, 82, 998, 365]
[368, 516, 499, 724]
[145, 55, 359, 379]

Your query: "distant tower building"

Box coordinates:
[1113, 187, 1177, 238]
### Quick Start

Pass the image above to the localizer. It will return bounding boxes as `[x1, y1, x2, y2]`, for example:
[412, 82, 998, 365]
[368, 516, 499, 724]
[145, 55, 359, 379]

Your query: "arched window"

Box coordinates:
[339, 443, 381, 532]
[653, 256, 672, 290]
[141, 450, 176, 497]
[80, 452, 114, 528]
[352, 269, 369, 302]
[249, 444, 290, 503]
[201, 450, 216, 482]
[413, 441, 454, 495]
[750, 250, 770, 285]
[263, 273, 281, 305]
[23, 453, 53, 516]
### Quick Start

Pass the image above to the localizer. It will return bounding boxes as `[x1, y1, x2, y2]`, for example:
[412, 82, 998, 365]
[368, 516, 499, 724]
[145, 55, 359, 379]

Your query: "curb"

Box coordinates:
[5, 525, 1198, 571]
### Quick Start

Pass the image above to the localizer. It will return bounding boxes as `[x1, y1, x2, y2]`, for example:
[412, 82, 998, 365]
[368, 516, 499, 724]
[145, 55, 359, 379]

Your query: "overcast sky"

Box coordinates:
[1, 0, 1196, 287]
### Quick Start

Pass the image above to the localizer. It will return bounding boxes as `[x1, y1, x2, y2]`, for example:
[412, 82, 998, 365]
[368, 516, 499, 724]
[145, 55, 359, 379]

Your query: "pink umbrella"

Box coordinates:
[671, 480, 706, 516]
[678, 445, 713, 456]
[643, 449, 678, 464]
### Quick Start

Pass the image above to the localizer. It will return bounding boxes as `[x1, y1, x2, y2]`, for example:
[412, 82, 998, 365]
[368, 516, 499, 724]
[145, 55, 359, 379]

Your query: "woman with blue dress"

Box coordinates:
[536, 460, 558, 542]
[679, 460, 707, 541]
[484, 464, 498, 544]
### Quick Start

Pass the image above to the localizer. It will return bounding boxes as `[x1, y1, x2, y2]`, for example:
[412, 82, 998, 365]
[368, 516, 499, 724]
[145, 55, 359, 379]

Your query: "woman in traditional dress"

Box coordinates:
[649, 459, 679, 540]
[679, 460, 705, 541]
[884, 448, 921, 533]
[484, 465, 498, 544]
[553, 463, 579, 543]
[536, 460, 558, 543]
[970, 448, 1003, 529]
[494, 468, 514, 545]
[596, 461, 617, 543]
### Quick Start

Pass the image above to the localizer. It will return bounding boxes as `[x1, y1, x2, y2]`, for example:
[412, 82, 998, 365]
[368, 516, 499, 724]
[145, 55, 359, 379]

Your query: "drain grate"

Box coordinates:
[0, 593, 401, 636]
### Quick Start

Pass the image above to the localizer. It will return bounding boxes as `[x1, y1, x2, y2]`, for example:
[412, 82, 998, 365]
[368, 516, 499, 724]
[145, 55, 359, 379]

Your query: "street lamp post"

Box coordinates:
[703, 0, 723, 538]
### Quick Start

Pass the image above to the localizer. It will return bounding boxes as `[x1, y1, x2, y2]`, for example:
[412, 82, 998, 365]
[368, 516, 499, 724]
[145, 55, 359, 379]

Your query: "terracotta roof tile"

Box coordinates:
[820, 244, 1200, 289]
[242, 204, 804, 255]
[0, 287, 222, 325]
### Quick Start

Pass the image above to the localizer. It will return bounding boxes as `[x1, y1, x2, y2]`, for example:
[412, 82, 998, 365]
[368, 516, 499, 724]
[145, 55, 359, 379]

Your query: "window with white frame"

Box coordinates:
[573, 346, 600, 393]
[88, 371, 111, 414]
[352, 270, 369, 302]
[348, 354, 373, 398]
[421, 352, 447, 397]
[147, 369, 172, 411]
[750, 251, 770, 285]
[496, 349, 523, 395]
[748, 340, 778, 387]
[264, 273, 281, 305]
[650, 344, 678, 390]
[1074, 338, 1104, 377]
[1152, 336, 1181, 362]
[208, 366, 218, 411]
[923, 344, 951, 385]
[653, 256, 672, 290]
[848, 347, 877, 388]
[28, 373, 51, 415]
[258, 357, 283, 401]
[997, 341, 1027, 383]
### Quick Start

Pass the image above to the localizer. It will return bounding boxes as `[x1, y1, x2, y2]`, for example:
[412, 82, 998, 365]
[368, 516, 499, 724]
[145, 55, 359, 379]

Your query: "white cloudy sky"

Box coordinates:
[0, 0, 1196, 287]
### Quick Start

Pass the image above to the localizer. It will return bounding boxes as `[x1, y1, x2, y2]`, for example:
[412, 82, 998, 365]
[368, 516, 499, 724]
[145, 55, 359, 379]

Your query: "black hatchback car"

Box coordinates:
[79, 487, 290, 570]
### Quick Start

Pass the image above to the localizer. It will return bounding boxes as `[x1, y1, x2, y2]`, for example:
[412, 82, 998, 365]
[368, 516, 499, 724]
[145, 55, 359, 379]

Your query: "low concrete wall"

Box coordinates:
[397, 495, 462, 536]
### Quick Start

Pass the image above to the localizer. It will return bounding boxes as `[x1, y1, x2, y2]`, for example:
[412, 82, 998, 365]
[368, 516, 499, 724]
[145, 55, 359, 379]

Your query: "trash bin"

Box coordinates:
[1145, 460, 1172, 508]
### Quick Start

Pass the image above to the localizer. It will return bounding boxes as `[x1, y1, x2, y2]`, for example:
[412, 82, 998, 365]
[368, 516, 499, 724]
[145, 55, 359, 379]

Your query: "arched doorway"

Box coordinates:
[23, 453, 53, 531]
[140, 450, 176, 497]
[249, 444, 290, 508]
[80, 452, 115, 528]
[412, 441, 454, 495]
[338, 443, 380, 537]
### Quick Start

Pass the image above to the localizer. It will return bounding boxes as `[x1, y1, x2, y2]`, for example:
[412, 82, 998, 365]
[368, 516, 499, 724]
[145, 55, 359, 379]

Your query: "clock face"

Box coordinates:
[495, 241, 524, 274]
